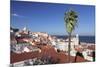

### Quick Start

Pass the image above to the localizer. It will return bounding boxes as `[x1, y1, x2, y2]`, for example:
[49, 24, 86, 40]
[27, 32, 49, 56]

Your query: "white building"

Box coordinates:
[54, 34, 79, 53]
[56, 42, 68, 51]
[66, 34, 79, 50]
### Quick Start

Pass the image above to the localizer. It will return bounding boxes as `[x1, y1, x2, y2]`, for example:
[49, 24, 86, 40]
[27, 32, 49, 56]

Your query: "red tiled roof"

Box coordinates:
[10, 51, 39, 63]
[11, 45, 88, 64]
[87, 45, 95, 50]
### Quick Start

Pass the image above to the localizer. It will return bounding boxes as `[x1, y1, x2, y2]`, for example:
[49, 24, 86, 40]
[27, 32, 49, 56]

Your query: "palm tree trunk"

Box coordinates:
[68, 33, 71, 62]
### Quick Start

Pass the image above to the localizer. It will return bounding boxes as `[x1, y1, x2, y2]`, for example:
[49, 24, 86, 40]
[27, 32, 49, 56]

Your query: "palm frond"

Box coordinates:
[64, 10, 78, 33]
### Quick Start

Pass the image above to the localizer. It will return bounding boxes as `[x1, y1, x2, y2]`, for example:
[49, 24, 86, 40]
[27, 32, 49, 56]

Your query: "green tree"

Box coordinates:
[64, 9, 78, 62]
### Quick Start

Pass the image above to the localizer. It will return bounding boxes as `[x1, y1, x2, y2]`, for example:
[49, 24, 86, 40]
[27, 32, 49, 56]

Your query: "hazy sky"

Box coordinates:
[11, 1, 95, 35]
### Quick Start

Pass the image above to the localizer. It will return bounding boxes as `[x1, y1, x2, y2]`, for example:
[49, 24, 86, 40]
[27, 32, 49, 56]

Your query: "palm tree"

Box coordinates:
[64, 9, 78, 62]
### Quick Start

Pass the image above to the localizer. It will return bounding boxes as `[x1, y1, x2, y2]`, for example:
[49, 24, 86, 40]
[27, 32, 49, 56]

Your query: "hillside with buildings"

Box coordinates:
[10, 27, 95, 66]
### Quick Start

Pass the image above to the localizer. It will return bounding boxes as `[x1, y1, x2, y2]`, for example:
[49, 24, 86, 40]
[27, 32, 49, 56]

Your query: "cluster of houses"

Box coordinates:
[10, 27, 95, 66]
[10, 27, 80, 53]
